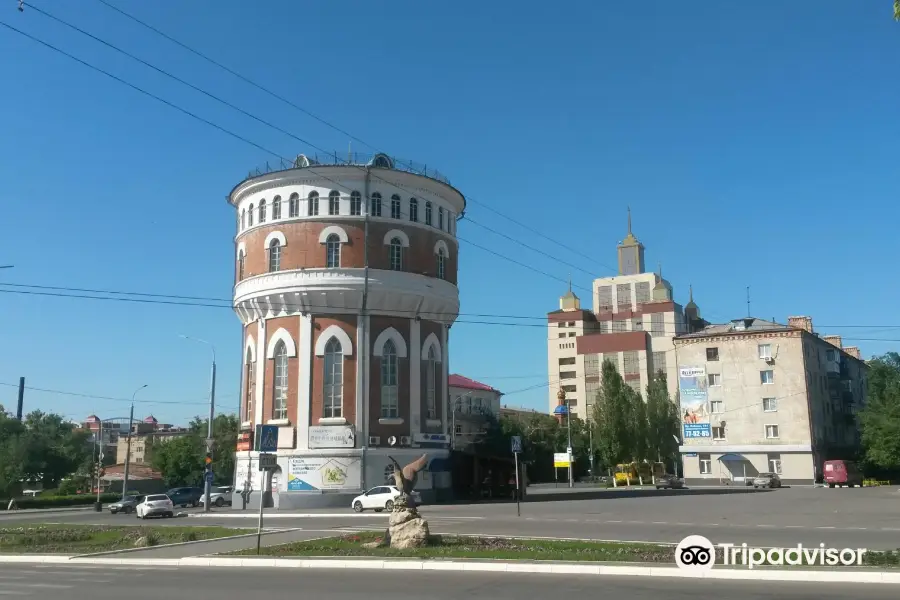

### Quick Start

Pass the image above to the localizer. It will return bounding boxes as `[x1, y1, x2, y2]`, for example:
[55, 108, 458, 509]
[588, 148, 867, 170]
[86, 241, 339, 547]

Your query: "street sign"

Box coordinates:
[511, 436, 522, 454]
[204, 470, 214, 484]
[258, 452, 277, 471]
[256, 424, 278, 452]
[553, 452, 571, 467]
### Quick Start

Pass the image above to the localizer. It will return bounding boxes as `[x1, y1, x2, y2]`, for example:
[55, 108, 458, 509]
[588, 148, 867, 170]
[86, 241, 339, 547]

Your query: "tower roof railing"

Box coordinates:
[242, 152, 450, 186]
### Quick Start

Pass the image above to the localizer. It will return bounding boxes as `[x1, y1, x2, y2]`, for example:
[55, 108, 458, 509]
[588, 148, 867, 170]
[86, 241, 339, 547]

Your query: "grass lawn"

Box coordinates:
[0, 524, 253, 554]
[230, 531, 900, 568]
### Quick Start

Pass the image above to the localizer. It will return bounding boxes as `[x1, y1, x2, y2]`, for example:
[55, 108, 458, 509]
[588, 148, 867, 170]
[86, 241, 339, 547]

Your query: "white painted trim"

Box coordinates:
[421, 332, 442, 362]
[318, 225, 349, 244]
[297, 314, 312, 448]
[355, 314, 365, 435]
[433, 239, 449, 256]
[379, 418, 405, 425]
[410, 319, 421, 435]
[679, 444, 812, 453]
[236, 241, 247, 260]
[314, 324, 354, 357]
[267, 418, 291, 426]
[264, 230, 287, 248]
[318, 417, 348, 426]
[441, 325, 449, 436]
[254, 320, 266, 425]
[244, 335, 257, 363]
[266, 327, 297, 359]
[382, 229, 410, 247]
[372, 326, 408, 358]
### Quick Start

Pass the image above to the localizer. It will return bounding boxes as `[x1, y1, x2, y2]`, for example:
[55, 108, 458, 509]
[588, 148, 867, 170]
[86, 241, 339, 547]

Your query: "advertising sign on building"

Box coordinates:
[308, 425, 356, 449]
[287, 456, 362, 491]
[678, 366, 710, 438]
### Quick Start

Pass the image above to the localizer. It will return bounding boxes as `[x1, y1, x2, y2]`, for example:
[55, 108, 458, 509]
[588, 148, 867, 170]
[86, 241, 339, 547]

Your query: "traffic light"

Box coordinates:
[205, 453, 212, 467]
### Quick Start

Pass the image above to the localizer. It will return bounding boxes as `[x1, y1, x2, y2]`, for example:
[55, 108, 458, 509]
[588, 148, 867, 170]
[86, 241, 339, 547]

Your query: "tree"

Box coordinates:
[149, 434, 206, 487]
[646, 373, 680, 469]
[0, 406, 26, 498]
[20, 411, 91, 489]
[859, 353, 900, 470]
[629, 386, 648, 469]
[593, 360, 631, 474]
[895, 0, 899, 20]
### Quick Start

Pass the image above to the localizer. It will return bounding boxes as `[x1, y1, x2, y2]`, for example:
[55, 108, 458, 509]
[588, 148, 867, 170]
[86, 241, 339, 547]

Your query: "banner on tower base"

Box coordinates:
[679, 366, 710, 439]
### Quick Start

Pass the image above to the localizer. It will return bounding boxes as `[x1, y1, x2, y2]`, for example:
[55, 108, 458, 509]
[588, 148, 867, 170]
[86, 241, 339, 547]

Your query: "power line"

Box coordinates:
[0, 381, 211, 407]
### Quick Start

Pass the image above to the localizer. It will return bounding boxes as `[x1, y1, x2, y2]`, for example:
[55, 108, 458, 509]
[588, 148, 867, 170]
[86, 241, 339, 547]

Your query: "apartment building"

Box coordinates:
[674, 315, 867, 485]
[547, 212, 706, 419]
[448, 374, 503, 450]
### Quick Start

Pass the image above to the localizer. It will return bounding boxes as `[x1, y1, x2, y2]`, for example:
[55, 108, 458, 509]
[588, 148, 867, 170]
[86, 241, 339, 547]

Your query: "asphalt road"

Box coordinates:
[1, 564, 897, 599]
[3, 486, 899, 550]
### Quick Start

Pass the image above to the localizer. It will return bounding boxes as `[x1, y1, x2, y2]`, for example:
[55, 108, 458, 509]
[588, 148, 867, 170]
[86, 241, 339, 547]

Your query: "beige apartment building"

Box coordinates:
[115, 429, 190, 465]
[547, 213, 707, 420]
[674, 315, 867, 485]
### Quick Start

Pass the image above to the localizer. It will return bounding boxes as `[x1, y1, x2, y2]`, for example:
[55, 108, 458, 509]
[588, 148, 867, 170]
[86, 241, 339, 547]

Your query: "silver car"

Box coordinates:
[109, 495, 144, 514]
[198, 486, 234, 508]
[753, 472, 782, 488]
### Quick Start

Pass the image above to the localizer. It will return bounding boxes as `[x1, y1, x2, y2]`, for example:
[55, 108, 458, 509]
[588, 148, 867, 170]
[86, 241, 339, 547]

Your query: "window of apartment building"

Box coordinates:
[350, 191, 361, 216]
[329, 190, 341, 215]
[650, 313, 664, 337]
[765, 424, 779, 439]
[710, 400, 724, 414]
[558, 332, 567, 338]
[559, 371, 577, 380]
[758, 344, 772, 360]
[559, 356, 576, 366]
[826, 348, 836, 362]
[612, 319, 627, 333]
[763, 397, 777, 412]
[568, 332, 576, 337]
[767, 453, 782, 474]
[635, 281, 651, 304]
[699, 453, 712, 474]
[409, 198, 418, 222]
[391, 194, 402, 219]
[632, 319, 643, 331]
[557, 322, 565, 327]
[370, 192, 382, 217]
[616, 283, 632, 308]
[272, 341, 289, 420]
[603, 353, 619, 371]
[559, 342, 575, 349]
[760, 370, 774, 384]
[623, 351, 639, 375]
[584, 354, 599, 374]
[712, 426, 725, 440]
[706, 347, 719, 361]
[585, 382, 599, 401]
[707, 373, 721, 386]
[561, 385, 577, 394]
[651, 351, 667, 376]
[597, 286, 613, 311]
[599, 321, 609, 334]
[567, 321, 575, 327]
[454, 424, 462, 435]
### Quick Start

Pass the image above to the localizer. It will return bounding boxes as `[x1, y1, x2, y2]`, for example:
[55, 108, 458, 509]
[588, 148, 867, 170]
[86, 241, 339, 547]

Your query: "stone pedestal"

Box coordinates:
[365, 494, 430, 549]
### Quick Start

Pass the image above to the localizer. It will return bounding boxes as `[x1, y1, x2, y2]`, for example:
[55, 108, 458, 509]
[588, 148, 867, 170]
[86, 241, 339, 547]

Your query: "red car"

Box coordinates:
[823, 460, 864, 488]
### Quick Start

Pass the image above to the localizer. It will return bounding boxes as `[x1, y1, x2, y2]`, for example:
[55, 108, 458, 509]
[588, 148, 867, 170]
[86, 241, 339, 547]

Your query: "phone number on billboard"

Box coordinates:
[684, 430, 711, 438]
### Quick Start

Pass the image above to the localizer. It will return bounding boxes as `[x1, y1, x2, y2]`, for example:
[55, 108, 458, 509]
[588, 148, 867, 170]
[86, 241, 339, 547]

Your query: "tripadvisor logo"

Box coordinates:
[675, 535, 867, 570]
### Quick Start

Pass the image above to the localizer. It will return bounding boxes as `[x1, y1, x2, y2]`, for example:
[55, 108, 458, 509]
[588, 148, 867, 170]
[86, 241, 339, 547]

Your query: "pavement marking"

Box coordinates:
[816, 526, 837, 529]
[0, 591, 31, 596]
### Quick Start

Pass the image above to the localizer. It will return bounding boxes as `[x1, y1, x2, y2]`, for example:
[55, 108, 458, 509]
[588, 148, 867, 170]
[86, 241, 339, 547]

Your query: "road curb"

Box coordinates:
[0, 555, 898, 583]
[188, 513, 483, 519]
[71, 528, 303, 557]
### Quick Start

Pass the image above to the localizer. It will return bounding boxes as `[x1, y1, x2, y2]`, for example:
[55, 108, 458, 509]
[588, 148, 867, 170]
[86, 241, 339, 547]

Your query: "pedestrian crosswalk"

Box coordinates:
[0, 565, 178, 597]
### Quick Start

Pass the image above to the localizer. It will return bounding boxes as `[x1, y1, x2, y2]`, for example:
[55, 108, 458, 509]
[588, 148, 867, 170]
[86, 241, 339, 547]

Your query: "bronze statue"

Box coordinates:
[388, 454, 428, 501]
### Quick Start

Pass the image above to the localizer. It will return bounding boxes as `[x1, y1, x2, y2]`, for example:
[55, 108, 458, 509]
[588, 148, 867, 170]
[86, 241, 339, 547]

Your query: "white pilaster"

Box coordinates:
[297, 313, 313, 450]
[355, 314, 366, 436]
[441, 325, 449, 437]
[363, 315, 370, 440]
[409, 318, 421, 434]
[254, 319, 266, 425]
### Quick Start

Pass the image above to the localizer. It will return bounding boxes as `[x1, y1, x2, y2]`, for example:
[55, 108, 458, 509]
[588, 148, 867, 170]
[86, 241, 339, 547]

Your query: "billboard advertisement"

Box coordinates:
[287, 456, 362, 491]
[679, 366, 710, 439]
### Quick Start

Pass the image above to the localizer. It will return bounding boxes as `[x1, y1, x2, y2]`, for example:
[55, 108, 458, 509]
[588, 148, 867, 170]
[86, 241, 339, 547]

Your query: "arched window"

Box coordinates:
[389, 237, 403, 271]
[272, 341, 288, 420]
[272, 195, 282, 220]
[308, 191, 319, 216]
[371, 192, 383, 217]
[259, 200, 267, 224]
[241, 209, 247, 230]
[238, 251, 245, 280]
[328, 190, 340, 216]
[288, 193, 299, 218]
[426, 345, 438, 419]
[323, 337, 343, 419]
[350, 191, 361, 216]
[409, 198, 418, 222]
[425, 201, 433, 226]
[326, 233, 341, 268]
[244, 348, 254, 422]
[438, 206, 444, 230]
[437, 248, 446, 280]
[391, 194, 401, 219]
[268, 239, 282, 272]
[248, 204, 254, 226]
[381, 340, 399, 418]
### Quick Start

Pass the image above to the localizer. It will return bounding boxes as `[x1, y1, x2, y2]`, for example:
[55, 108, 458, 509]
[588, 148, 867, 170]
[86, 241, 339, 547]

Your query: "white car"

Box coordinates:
[136, 494, 174, 519]
[351, 485, 421, 512]
[198, 485, 234, 508]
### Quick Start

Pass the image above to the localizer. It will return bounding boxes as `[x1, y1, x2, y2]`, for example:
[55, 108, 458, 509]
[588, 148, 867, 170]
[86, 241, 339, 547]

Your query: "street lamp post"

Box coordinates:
[122, 384, 148, 499]
[94, 421, 103, 511]
[180, 335, 216, 513]
[558, 389, 574, 488]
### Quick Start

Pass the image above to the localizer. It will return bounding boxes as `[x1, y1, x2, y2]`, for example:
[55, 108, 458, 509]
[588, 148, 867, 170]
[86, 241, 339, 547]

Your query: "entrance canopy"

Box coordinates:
[718, 453, 748, 462]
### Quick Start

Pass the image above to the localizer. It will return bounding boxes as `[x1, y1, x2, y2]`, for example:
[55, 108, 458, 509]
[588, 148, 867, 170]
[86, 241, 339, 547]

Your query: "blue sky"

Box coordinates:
[1, 1, 898, 425]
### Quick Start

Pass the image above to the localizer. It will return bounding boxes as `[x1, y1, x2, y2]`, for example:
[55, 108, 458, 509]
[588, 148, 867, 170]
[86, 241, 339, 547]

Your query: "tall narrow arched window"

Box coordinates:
[272, 195, 282, 220]
[241, 209, 247, 230]
[370, 192, 382, 217]
[438, 206, 444, 230]
[259, 199, 267, 223]
[268, 239, 282, 272]
[244, 348, 254, 422]
[289, 193, 299, 218]
[272, 340, 288, 420]
[328, 190, 340, 216]
[238, 251, 245, 280]
[409, 198, 419, 222]
[323, 337, 343, 419]
[308, 191, 319, 216]
[350, 191, 361, 216]
[381, 340, 399, 418]
[389, 237, 403, 271]
[437, 248, 446, 280]
[391, 194, 401, 219]
[426, 345, 438, 419]
[248, 204, 254, 226]
[425, 201, 433, 226]
[325, 234, 341, 268]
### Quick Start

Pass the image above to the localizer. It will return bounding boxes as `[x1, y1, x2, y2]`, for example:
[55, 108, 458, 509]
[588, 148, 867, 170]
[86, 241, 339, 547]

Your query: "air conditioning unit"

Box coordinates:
[368, 436, 380, 446]
[400, 436, 411, 446]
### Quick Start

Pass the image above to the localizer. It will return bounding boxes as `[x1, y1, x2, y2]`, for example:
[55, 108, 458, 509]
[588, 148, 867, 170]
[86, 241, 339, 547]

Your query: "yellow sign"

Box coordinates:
[553, 452, 570, 468]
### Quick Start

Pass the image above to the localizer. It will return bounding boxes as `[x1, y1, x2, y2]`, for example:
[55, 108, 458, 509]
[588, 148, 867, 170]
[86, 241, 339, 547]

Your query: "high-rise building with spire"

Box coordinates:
[547, 211, 707, 419]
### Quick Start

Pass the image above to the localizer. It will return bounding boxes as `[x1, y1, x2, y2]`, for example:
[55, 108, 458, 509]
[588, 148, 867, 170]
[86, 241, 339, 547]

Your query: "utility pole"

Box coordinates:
[558, 389, 573, 488]
[94, 421, 104, 512]
[179, 335, 216, 512]
[122, 384, 147, 499]
[15, 377, 24, 421]
[589, 422, 594, 476]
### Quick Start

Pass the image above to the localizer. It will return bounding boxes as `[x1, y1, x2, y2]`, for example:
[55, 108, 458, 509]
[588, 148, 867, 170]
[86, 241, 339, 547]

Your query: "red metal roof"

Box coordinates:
[448, 374, 503, 395]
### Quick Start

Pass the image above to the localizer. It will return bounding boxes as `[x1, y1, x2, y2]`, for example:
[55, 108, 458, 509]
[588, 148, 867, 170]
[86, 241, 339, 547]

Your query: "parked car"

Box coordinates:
[753, 472, 782, 488]
[655, 474, 685, 489]
[109, 495, 144, 514]
[136, 494, 174, 519]
[823, 460, 864, 488]
[351, 485, 421, 512]
[198, 486, 234, 508]
[167, 487, 203, 508]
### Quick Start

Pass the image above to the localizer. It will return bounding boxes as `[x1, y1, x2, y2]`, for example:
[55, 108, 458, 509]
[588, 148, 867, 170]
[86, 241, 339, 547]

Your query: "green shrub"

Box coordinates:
[0, 493, 119, 510]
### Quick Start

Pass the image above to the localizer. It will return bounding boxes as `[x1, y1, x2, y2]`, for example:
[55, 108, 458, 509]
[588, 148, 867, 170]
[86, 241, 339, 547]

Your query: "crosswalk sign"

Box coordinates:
[256, 424, 278, 452]
[511, 436, 523, 454]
